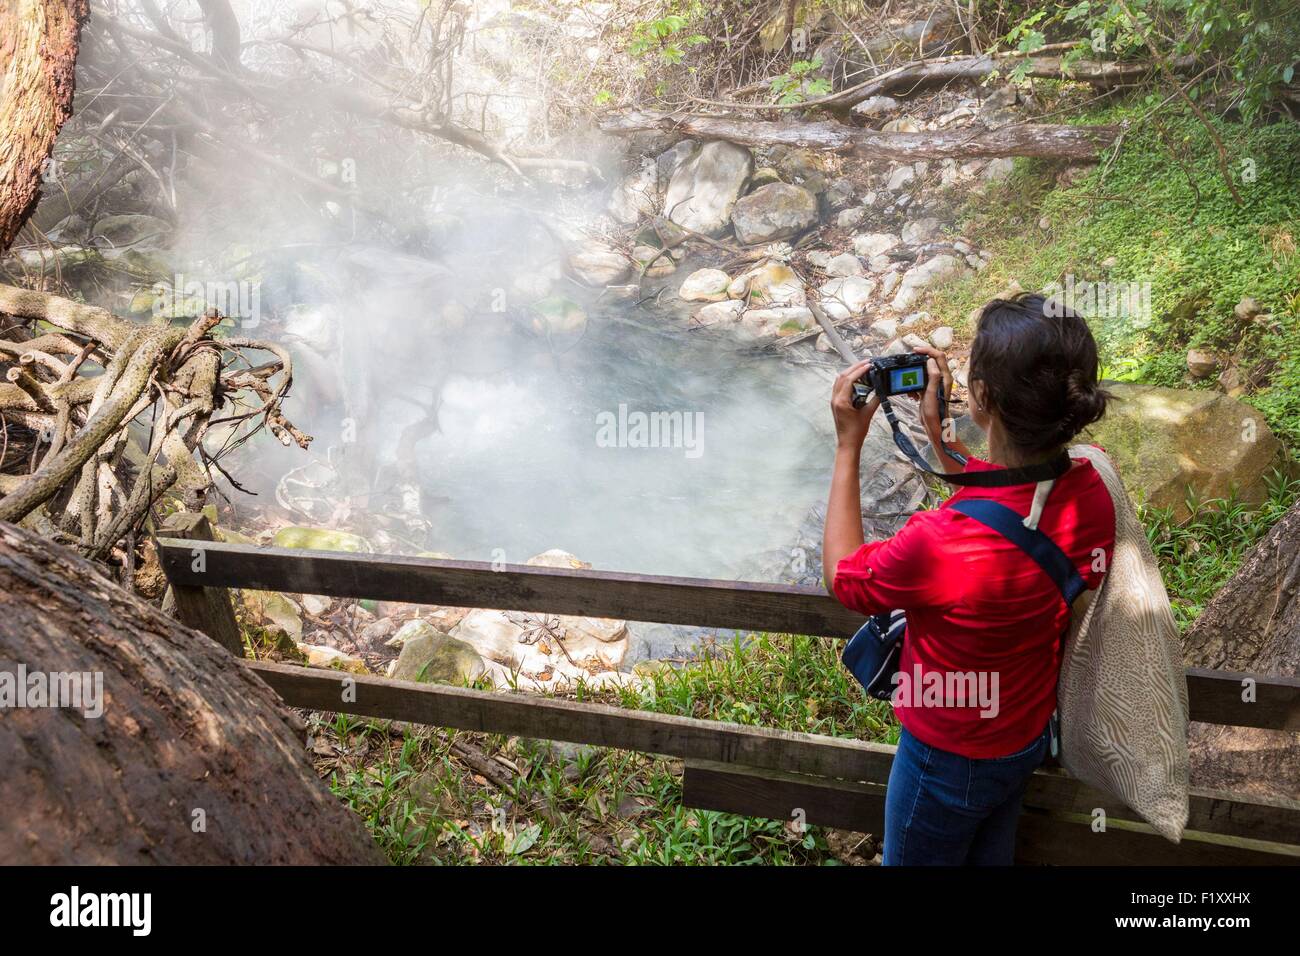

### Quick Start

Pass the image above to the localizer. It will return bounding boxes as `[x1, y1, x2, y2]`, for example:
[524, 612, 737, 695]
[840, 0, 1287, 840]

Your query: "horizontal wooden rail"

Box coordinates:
[246, 661, 1300, 858]
[158, 538, 865, 638]
[246, 660, 895, 780]
[169, 540, 1300, 730]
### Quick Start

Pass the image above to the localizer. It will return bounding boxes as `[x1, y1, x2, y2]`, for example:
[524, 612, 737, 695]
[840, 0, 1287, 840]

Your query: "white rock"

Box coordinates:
[902, 333, 928, 350]
[901, 217, 942, 245]
[740, 261, 805, 306]
[869, 319, 898, 339]
[568, 240, 631, 286]
[679, 268, 732, 302]
[852, 232, 901, 258]
[527, 548, 593, 569]
[805, 250, 833, 269]
[818, 276, 877, 319]
[892, 255, 968, 310]
[983, 157, 1015, 183]
[886, 166, 916, 191]
[852, 95, 901, 117]
[929, 326, 955, 350]
[697, 299, 745, 323]
[836, 207, 867, 229]
[882, 117, 921, 133]
[825, 253, 865, 277]
[739, 306, 815, 339]
[901, 311, 929, 327]
[608, 161, 659, 224]
[952, 240, 973, 256]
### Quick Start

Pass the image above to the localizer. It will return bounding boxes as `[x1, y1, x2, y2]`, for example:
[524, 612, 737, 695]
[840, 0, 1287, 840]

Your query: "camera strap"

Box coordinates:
[877, 391, 1073, 488]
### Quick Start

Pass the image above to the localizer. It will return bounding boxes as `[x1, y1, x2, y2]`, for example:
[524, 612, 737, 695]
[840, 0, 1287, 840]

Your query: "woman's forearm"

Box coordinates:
[823, 443, 866, 591]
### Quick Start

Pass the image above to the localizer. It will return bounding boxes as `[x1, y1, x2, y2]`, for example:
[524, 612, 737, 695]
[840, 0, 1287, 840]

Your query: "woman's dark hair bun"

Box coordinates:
[969, 292, 1111, 455]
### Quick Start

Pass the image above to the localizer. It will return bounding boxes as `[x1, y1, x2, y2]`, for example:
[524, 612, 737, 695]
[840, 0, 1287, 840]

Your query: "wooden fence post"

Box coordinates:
[158, 512, 244, 657]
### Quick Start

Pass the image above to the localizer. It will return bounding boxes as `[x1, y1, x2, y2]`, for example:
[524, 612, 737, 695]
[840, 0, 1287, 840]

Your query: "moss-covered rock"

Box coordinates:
[390, 624, 486, 686]
[1083, 382, 1285, 519]
[272, 526, 371, 553]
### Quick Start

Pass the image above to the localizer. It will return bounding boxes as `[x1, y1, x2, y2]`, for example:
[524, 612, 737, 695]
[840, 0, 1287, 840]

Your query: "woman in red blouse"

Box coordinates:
[823, 293, 1116, 865]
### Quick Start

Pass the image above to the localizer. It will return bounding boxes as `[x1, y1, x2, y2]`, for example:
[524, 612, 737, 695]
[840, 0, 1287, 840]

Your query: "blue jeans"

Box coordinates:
[882, 723, 1050, 866]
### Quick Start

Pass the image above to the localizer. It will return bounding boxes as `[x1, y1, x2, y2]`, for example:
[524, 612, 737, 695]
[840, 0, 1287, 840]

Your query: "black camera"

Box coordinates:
[851, 353, 929, 408]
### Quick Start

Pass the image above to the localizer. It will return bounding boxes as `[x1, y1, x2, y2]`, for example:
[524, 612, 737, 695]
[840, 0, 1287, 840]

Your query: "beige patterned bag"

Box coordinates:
[1057, 444, 1190, 842]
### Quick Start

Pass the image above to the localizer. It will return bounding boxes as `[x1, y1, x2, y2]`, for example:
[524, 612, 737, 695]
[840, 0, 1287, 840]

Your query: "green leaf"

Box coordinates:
[507, 823, 542, 856]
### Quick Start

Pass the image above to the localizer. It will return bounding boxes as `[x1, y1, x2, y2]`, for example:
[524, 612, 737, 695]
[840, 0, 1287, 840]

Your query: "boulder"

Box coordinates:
[1233, 296, 1263, 323]
[731, 183, 819, 245]
[679, 268, 731, 302]
[567, 239, 632, 286]
[1081, 383, 1285, 519]
[818, 276, 877, 319]
[891, 254, 968, 310]
[664, 140, 754, 237]
[390, 625, 486, 685]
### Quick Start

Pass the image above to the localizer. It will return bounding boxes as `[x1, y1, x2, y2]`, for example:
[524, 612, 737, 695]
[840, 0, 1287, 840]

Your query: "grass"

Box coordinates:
[322, 635, 883, 865]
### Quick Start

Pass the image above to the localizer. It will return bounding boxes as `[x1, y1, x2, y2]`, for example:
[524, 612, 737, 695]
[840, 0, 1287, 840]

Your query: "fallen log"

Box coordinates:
[599, 110, 1120, 161]
[827, 53, 1198, 111]
[0, 520, 385, 863]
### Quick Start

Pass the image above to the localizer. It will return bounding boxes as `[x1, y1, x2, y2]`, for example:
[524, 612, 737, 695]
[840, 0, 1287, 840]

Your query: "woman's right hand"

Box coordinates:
[831, 358, 880, 450]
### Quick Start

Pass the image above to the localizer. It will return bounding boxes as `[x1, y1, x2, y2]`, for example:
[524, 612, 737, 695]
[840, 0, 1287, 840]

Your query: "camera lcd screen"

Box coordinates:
[890, 366, 926, 394]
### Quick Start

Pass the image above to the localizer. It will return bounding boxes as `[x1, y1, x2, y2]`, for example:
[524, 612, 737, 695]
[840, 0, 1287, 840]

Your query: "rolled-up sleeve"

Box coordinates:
[831, 513, 949, 616]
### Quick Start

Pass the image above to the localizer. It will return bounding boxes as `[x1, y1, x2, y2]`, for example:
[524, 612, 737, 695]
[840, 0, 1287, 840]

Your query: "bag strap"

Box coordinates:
[948, 497, 1088, 606]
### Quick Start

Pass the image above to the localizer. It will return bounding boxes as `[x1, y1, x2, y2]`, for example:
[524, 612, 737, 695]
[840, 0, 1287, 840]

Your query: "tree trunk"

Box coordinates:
[1183, 502, 1300, 800]
[0, 0, 91, 251]
[599, 110, 1120, 161]
[0, 520, 385, 863]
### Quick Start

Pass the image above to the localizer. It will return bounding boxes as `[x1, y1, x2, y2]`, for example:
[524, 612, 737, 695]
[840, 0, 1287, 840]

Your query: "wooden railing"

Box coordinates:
[156, 514, 1300, 865]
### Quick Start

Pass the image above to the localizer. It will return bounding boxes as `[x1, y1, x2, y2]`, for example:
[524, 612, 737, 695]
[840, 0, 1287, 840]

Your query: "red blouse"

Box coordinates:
[832, 455, 1116, 758]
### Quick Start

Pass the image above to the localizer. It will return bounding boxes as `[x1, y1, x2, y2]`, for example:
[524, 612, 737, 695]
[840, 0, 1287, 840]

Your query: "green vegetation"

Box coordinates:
[930, 103, 1300, 444]
[325, 635, 882, 865]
